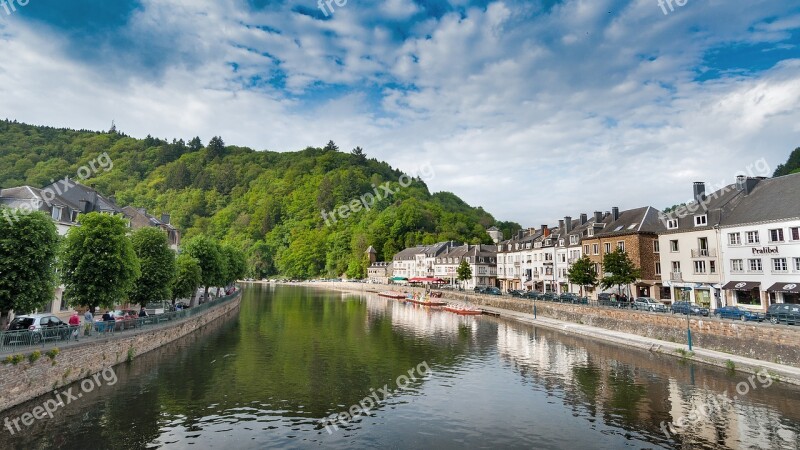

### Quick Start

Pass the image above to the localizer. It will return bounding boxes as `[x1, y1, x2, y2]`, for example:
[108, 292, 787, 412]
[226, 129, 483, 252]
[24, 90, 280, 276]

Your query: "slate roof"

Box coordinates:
[594, 206, 661, 237]
[720, 173, 800, 226]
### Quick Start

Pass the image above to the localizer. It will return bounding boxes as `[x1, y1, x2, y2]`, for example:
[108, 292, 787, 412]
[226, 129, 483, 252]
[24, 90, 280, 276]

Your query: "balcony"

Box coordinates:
[691, 248, 717, 258]
[670, 272, 683, 281]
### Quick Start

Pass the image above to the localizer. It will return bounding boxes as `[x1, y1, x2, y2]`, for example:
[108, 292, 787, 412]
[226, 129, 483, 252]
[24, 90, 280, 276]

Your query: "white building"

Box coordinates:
[719, 174, 800, 310]
[434, 244, 497, 289]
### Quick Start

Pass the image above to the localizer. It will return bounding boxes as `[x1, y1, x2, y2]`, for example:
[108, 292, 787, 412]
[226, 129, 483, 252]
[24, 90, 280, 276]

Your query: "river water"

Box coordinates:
[1, 284, 799, 449]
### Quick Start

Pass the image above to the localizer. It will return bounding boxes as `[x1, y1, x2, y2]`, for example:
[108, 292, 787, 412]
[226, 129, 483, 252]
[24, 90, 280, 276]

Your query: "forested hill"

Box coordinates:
[0, 120, 518, 279]
[773, 147, 800, 177]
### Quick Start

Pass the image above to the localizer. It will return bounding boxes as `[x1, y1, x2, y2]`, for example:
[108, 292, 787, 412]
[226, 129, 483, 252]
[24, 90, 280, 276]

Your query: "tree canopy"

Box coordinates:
[0, 208, 59, 327]
[60, 212, 141, 313]
[567, 256, 597, 297]
[129, 227, 177, 306]
[456, 260, 472, 286]
[172, 253, 202, 303]
[773, 147, 800, 177]
[600, 248, 640, 294]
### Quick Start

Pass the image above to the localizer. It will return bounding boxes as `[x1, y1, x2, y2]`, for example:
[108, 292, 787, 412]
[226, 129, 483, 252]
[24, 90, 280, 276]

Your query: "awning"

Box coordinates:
[721, 281, 760, 290]
[766, 282, 800, 294]
[524, 281, 534, 287]
[391, 277, 408, 281]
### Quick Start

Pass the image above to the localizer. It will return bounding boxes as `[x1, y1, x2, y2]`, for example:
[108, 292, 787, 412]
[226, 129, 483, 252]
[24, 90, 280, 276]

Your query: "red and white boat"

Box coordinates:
[405, 294, 447, 307]
[443, 304, 483, 315]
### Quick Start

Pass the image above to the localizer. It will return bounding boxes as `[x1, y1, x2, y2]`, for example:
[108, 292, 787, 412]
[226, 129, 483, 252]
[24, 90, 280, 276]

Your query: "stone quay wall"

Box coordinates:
[0, 292, 241, 413]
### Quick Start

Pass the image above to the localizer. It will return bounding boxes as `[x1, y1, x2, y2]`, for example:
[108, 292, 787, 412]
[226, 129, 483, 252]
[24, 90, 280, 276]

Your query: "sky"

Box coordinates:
[1, 0, 799, 226]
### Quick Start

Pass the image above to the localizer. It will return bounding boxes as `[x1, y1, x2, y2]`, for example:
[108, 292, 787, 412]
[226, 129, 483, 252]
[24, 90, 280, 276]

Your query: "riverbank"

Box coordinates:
[0, 291, 242, 413]
[296, 281, 800, 385]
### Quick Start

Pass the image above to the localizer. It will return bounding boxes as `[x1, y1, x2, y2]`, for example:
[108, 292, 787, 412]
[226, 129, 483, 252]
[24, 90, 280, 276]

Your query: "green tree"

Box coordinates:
[351, 146, 366, 162]
[456, 260, 472, 289]
[172, 253, 201, 305]
[323, 140, 339, 152]
[60, 213, 141, 314]
[221, 244, 246, 287]
[567, 256, 598, 297]
[207, 136, 226, 160]
[182, 235, 223, 306]
[773, 147, 800, 177]
[600, 248, 640, 296]
[129, 227, 177, 307]
[0, 208, 59, 328]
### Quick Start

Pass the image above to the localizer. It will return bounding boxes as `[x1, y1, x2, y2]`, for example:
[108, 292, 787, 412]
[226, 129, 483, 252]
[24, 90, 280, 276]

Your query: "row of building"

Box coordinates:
[371, 173, 800, 312]
[0, 179, 181, 318]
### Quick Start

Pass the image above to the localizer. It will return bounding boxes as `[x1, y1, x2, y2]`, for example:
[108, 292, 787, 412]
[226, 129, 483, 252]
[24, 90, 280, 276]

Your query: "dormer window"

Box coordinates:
[558, 239, 564, 246]
[667, 219, 678, 229]
[587, 228, 594, 237]
[694, 215, 707, 227]
[570, 235, 578, 245]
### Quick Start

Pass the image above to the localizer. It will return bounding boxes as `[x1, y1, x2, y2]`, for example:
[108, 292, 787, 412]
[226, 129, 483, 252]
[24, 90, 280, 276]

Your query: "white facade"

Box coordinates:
[658, 228, 724, 308]
[720, 220, 800, 310]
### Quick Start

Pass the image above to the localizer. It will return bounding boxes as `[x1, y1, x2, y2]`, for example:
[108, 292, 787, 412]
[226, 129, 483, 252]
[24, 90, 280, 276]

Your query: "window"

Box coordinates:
[710, 261, 716, 274]
[667, 219, 678, 229]
[604, 243, 611, 253]
[769, 229, 784, 243]
[795, 257, 800, 271]
[772, 258, 787, 272]
[791, 227, 800, 241]
[746, 231, 759, 244]
[653, 241, 660, 253]
[592, 244, 599, 255]
[617, 241, 625, 252]
[727, 233, 740, 246]
[670, 240, 679, 252]
[570, 235, 578, 245]
[671, 261, 681, 273]
[748, 258, 762, 272]
[587, 228, 594, 237]
[51, 207, 61, 221]
[584, 245, 590, 254]
[655, 262, 661, 275]
[731, 259, 743, 272]
[558, 239, 564, 247]
[694, 260, 706, 274]
[694, 215, 707, 226]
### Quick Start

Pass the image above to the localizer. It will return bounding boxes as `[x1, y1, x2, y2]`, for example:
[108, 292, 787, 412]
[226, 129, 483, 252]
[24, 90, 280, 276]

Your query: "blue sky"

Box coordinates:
[1, 0, 799, 225]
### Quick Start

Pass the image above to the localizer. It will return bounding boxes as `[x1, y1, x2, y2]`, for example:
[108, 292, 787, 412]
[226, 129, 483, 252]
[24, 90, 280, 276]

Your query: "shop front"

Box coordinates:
[722, 281, 762, 309]
[766, 282, 800, 305]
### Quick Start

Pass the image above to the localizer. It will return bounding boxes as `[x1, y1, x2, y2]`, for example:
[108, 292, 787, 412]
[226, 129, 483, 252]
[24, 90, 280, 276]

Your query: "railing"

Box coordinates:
[670, 272, 683, 281]
[691, 248, 717, 258]
[0, 290, 240, 354]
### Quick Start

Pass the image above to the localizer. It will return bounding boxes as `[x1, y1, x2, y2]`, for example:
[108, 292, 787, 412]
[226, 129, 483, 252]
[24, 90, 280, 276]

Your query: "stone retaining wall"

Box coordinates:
[0, 292, 241, 413]
[314, 282, 800, 367]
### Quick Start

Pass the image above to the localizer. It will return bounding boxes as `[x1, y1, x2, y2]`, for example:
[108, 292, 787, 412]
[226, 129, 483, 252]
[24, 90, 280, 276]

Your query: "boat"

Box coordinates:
[378, 291, 407, 299]
[443, 304, 483, 315]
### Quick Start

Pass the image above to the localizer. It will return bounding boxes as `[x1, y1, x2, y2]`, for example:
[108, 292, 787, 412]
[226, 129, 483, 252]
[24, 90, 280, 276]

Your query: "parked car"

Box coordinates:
[541, 293, 557, 301]
[558, 293, 579, 303]
[598, 293, 629, 308]
[484, 287, 502, 295]
[765, 303, 800, 325]
[509, 290, 524, 297]
[670, 301, 710, 316]
[633, 297, 668, 312]
[473, 286, 487, 293]
[523, 291, 542, 300]
[4, 314, 71, 344]
[713, 306, 764, 322]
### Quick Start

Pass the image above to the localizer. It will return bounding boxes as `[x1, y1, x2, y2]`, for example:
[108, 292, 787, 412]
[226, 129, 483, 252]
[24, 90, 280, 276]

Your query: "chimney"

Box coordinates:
[693, 182, 706, 204]
[594, 211, 602, 222]
[558, 219, 565, 231]
[604, 211, 610, 219]
[744, 178, 760, 195]
[542, 225, 550, 237]
[612, 207, 619, 221]
[580, 213, 587, 224]
[517, 230, 524, 239]
[565, 216, 573, 232]
[736, 175, 747, 191]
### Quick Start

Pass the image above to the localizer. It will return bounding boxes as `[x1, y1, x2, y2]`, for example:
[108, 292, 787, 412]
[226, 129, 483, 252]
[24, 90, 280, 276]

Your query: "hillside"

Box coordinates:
[773, 147, 800, 177]
[0, 120, 512, 279]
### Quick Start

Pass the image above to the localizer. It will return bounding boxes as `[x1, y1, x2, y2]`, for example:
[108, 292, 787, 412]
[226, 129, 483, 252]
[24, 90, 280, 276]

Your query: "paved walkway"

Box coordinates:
[473, 302, 800, 385]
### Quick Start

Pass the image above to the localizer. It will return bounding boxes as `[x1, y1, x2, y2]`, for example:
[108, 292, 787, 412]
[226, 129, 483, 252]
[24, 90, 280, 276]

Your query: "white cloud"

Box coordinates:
[0, 0, 798, 226]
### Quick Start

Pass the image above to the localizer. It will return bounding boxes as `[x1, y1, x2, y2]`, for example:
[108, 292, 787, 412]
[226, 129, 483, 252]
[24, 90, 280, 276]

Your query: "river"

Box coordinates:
[1, 284, 799, 449]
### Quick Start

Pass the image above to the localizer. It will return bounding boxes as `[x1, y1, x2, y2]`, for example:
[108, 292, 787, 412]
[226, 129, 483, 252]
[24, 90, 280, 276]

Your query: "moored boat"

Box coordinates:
[378, 291, 407, 299]
[443, 304, 483, 315]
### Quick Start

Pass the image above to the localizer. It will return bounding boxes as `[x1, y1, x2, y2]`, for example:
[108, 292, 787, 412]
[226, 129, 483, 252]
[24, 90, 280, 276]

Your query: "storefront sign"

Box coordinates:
[752, 246, 779, 254]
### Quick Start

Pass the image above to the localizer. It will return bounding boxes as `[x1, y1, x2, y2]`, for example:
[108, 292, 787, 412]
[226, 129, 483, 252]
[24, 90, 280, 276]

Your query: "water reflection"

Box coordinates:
[0, 284, 798, 450]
